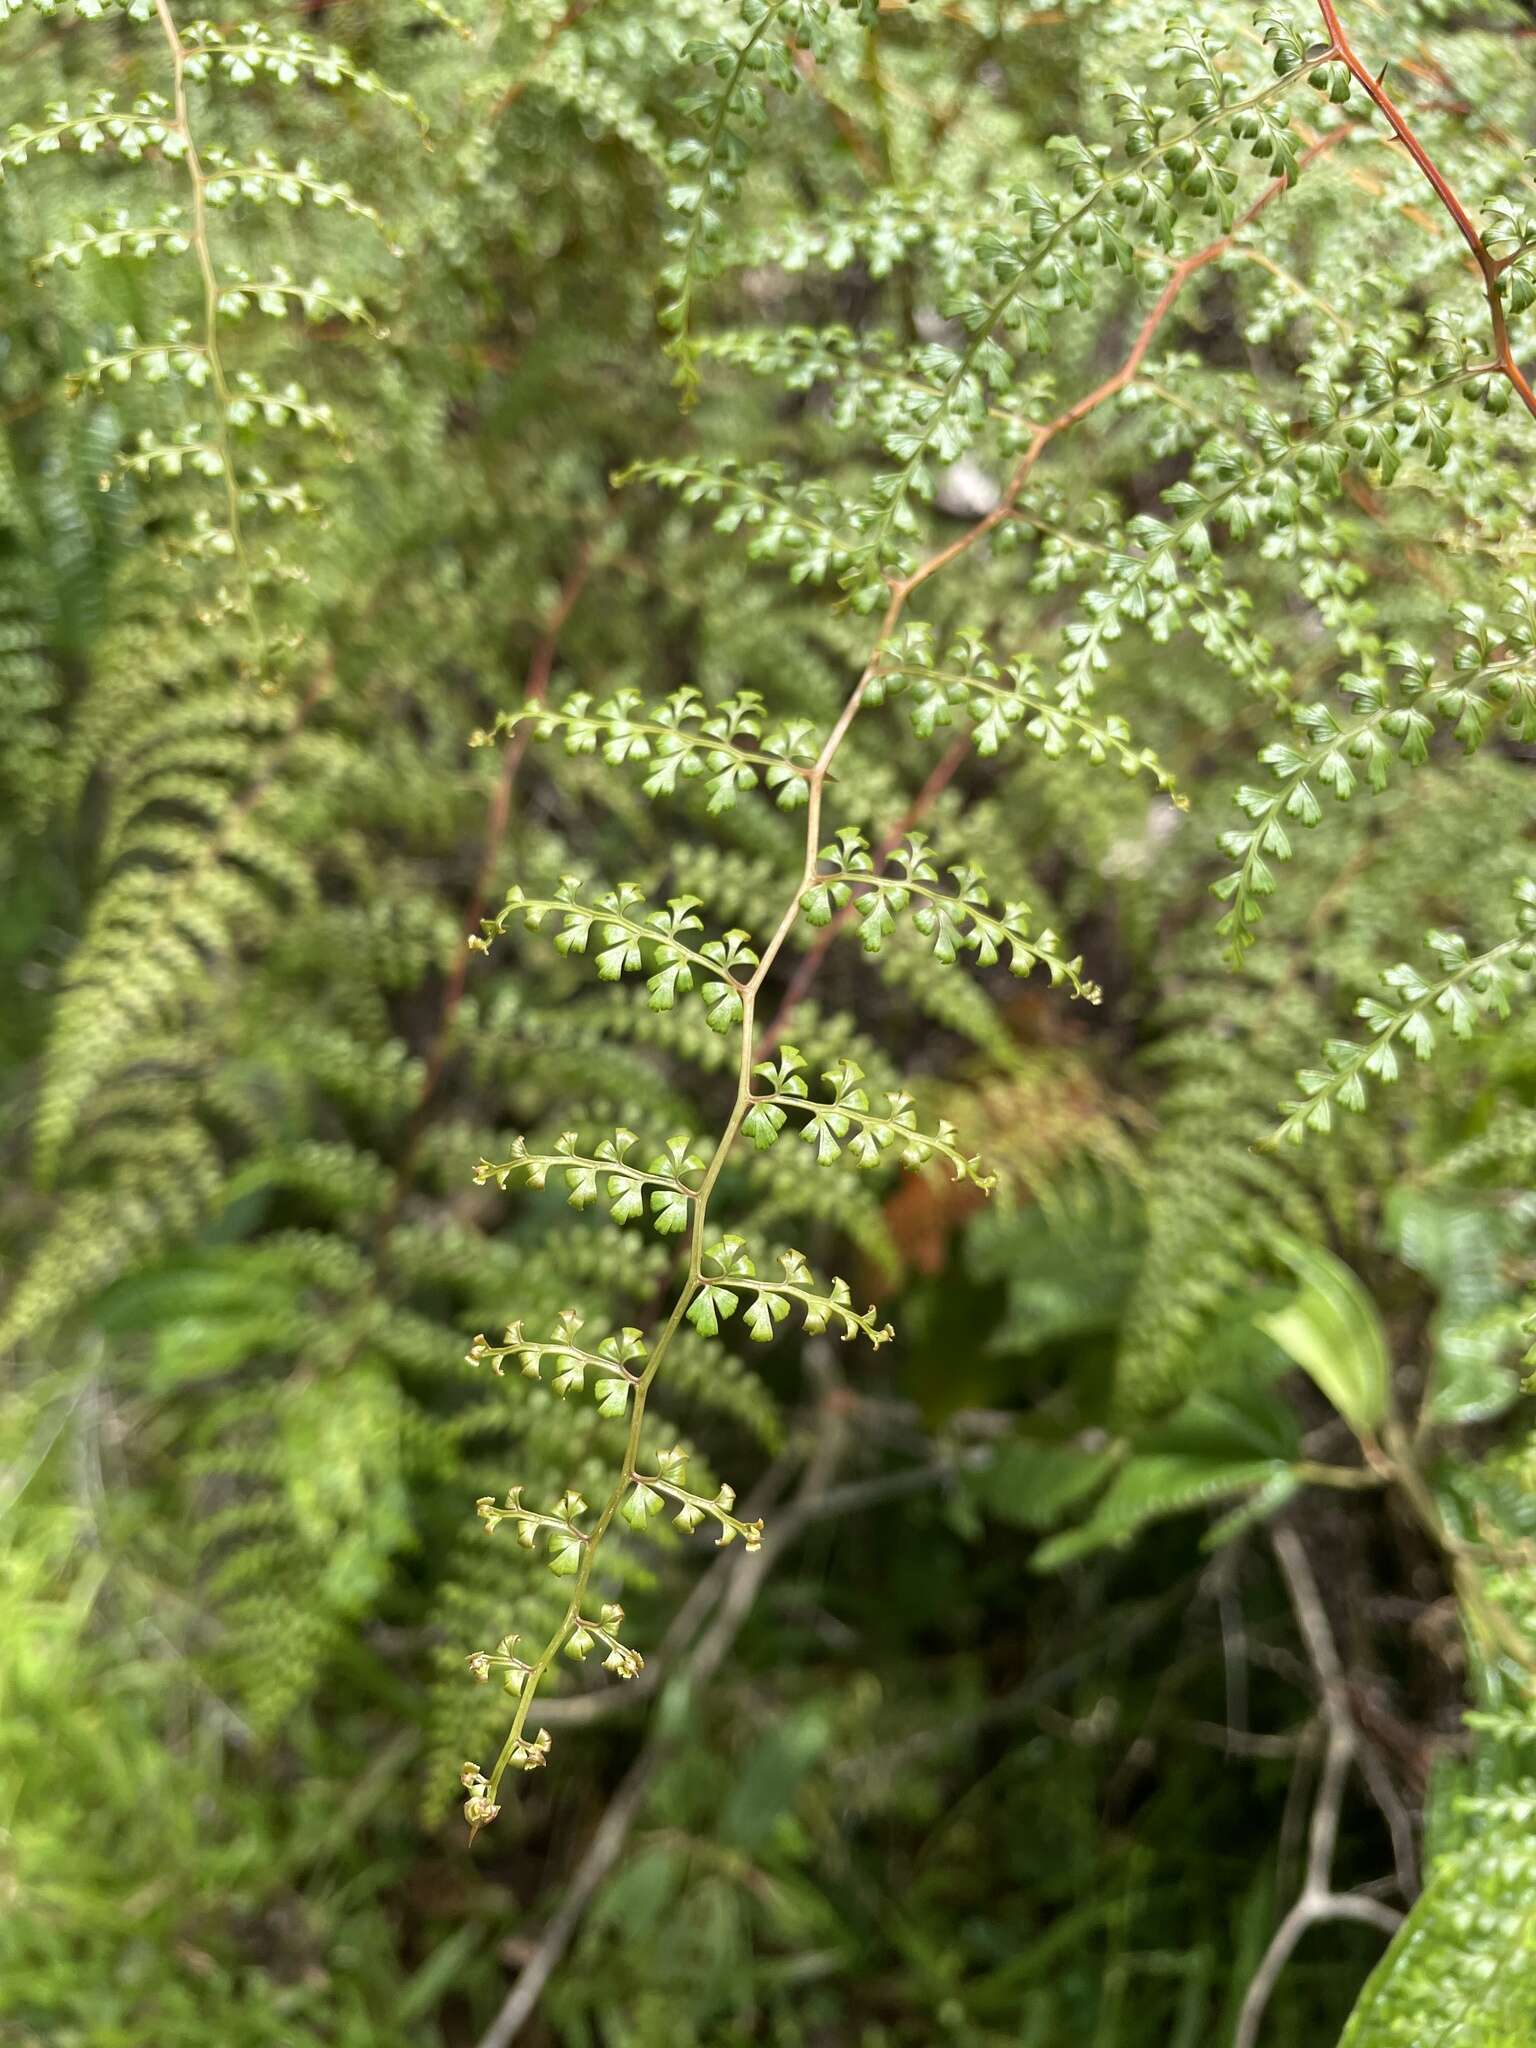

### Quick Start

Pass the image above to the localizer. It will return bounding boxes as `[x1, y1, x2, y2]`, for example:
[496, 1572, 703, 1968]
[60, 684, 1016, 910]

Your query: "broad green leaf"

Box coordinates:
[971, 1436, 1118, 1532]
[1258, 1238, 1390, 1437]
[718, 1706, 830, 1854]
[1029, 1349, 1302, 1569]
[1152, 1367, 1301, 1467]
[1202, 1467, 1301, 1550]
[1031, 1451, 1290, 1572]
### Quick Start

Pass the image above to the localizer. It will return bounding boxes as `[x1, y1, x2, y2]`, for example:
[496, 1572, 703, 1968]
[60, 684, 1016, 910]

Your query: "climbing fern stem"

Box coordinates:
[472, 588, 904, 1821]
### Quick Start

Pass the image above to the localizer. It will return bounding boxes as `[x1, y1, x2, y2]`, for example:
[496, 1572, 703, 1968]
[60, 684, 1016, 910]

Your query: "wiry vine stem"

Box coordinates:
[151, 0, 266, 659]
[476, 583, 903, 1820]
[859, 61, 1325, 577]
[476, 50, 1342, 1824]
[762, 132, 1346, 1048]
[1318, 0, 1536, 419]
[762, 730, 970, 1053]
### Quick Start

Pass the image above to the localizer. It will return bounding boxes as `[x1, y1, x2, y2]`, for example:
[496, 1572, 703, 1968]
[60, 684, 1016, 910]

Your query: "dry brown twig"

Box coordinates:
[1233, 1526, 1406, 2048]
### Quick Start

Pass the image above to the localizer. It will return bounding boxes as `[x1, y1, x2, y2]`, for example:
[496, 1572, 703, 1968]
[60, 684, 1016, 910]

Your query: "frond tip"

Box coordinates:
[1276, 879, 1536, 1144]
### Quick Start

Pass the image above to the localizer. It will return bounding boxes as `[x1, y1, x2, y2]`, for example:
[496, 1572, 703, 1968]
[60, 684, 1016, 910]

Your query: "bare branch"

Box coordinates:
[1233, 1527, 1405, 2048]
[1318, 0, 1536, 418]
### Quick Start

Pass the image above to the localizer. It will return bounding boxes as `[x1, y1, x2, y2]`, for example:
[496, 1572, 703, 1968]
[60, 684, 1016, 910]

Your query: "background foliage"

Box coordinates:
[2, 1, 1536, 2042]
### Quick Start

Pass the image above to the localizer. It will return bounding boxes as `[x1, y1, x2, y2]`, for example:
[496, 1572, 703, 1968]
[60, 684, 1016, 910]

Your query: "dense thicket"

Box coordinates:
[2, 3, 1535, 2043]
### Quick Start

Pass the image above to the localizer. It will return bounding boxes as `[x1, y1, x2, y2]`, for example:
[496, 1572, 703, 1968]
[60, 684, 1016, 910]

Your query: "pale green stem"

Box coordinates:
[151, 0, 267, 663]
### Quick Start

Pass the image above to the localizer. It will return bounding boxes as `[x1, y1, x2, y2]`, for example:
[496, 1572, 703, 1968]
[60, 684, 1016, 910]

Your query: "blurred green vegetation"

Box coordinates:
[3, 3, 1536, 2045]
